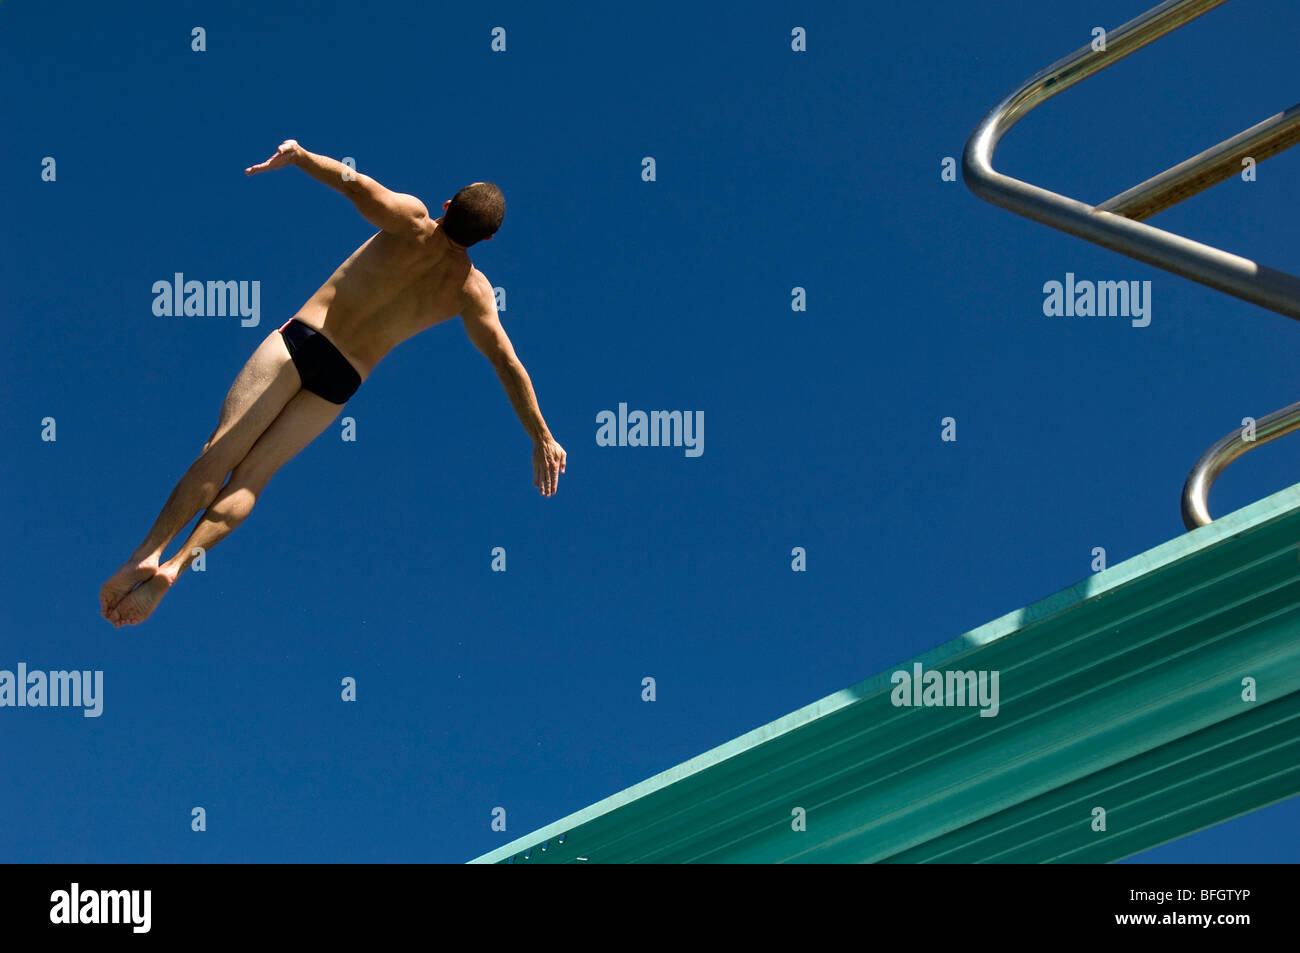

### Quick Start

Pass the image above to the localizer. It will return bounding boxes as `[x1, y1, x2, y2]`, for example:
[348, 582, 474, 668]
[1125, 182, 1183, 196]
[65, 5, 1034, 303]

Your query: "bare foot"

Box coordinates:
[107, 570, 175, 627]
[100, 558, 159, 619]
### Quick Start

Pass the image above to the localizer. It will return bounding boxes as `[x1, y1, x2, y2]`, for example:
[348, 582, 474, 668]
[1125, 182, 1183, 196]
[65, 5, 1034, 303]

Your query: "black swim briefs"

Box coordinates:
[278, 319, 362, 405]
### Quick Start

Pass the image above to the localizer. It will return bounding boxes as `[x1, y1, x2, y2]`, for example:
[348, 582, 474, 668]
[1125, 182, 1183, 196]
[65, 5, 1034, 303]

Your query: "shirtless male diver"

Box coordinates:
[99, 139, 566, 627]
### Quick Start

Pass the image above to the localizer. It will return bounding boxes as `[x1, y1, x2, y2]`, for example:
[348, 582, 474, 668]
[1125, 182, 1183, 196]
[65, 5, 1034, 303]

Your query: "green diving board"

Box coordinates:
[470, 485, 1300, 863]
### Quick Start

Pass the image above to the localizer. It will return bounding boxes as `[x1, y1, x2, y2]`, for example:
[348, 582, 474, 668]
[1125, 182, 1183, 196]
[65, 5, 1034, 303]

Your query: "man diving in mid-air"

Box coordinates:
[100, 140, 566, 626]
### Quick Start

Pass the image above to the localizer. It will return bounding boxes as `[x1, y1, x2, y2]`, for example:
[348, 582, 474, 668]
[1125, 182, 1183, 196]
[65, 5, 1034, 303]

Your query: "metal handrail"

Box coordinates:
[962, 0, 1300, 527]
[1182, 402, 1300, 529]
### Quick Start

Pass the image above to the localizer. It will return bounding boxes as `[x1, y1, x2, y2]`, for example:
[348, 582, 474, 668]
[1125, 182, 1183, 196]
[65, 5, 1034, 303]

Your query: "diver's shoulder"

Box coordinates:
[456, 265, 493, 310]
[465, 265, 492, 295]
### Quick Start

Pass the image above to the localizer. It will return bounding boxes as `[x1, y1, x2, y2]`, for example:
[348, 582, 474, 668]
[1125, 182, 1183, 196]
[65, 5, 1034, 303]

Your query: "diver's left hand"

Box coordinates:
[533, 437, 566, 497]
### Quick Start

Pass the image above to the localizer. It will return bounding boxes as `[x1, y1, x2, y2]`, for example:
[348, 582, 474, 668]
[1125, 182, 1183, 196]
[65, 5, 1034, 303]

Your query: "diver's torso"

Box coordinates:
[292, 225, 477, 379]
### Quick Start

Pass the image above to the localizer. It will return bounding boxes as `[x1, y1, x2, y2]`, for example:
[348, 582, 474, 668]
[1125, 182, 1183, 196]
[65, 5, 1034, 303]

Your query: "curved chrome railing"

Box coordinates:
[1182, 402, 1300, 529]
[962, 0, 1300, 527]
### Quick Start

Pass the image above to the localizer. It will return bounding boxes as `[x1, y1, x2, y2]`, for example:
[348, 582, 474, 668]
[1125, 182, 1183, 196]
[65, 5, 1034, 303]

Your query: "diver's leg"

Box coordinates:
[100, 329, 300, 618]
[109, 388, 344, 626]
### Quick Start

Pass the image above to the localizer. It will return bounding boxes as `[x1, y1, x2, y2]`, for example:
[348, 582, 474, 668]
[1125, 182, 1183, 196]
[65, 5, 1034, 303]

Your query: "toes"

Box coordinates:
[111, 577, 169, 627]
[100, 563, 160, 620]
[109, 593, 139, 626]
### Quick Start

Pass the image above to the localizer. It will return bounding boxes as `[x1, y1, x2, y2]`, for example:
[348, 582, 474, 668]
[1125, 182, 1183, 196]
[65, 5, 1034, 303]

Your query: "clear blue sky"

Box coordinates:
[2, 0, 1297, 863]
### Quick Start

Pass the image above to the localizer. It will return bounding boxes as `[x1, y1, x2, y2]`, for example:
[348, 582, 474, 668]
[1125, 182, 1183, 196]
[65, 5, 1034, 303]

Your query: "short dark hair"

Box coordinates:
[441, 182, 504, 246]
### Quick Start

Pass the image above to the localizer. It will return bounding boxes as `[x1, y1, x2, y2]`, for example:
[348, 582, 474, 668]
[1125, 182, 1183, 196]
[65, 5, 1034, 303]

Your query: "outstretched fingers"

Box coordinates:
[534, 458, 561, 496]
[532, 440, 566, 497]
[244, 139, 300, 176]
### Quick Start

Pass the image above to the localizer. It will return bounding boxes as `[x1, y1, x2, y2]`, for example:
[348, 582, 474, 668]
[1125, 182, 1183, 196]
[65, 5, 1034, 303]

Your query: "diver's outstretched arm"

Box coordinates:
[245, 139, 433, 241]
[460, 279, 566, 497]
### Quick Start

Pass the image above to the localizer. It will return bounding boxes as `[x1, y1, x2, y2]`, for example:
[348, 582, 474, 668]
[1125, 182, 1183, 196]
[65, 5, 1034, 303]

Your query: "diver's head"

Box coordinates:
[439, 181, 504, 248]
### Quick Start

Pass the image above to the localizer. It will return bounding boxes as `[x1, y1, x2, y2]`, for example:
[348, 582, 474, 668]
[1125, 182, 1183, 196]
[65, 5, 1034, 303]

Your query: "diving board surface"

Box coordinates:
[471, 485, 1300, 863]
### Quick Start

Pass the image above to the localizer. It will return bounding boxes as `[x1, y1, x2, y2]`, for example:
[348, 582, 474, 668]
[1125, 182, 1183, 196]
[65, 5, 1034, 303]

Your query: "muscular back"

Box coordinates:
[292, 224, 480, 378]
[240, 140, 564, 495]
